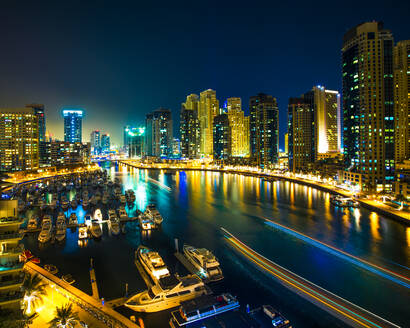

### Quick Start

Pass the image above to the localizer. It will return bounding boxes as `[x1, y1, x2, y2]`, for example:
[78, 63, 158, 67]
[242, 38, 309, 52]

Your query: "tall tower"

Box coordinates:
[26, 104, 45, 142]
[213, 114, 231, 160]
[0, 107, 39, 171]
[199, 89, 219, 156]
[226, 97, 249, 157]
[393, 40, 410, 164]
[145, 108, 173, 157]
[90, 130, 101, 155]
[101, 133, 110, 153]
[249, 93, 279, 169]
[63, 108, 83, 143]
[342, 22, 394, 192]
[180, 94, 200, 159]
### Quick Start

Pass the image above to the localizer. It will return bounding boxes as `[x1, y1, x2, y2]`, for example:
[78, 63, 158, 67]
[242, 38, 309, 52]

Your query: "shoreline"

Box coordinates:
[118, 161, 410, 225]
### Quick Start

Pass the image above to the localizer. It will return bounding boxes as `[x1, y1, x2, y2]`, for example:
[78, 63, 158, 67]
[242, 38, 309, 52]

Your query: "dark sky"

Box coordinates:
[0, 1, 409, 148]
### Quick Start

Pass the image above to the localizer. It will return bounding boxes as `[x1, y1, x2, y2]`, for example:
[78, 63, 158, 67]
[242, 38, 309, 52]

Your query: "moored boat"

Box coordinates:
[183, 244, 223, 282]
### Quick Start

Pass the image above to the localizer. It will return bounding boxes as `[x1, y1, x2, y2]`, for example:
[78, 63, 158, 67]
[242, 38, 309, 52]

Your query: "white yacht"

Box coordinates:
[145, 204, 163, 225]
[93, 208, 103, 222]
[68, 213, 78, 226]
[137, 246, 170, 282]
[124, 275, 207, 313]
[84, 215, 92, 227]
[27, 217, 38, 230]
[183, 245, 223, 282]
[139, 216, 153, 230]
[55, 214, 66, 242]
[90, 219, 102, 238]
[38, 216, 52, 243]
[78, 224, 88, 239]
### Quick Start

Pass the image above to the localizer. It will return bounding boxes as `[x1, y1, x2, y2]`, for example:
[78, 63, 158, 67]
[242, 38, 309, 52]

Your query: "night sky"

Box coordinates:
[0, 1, 409, 147]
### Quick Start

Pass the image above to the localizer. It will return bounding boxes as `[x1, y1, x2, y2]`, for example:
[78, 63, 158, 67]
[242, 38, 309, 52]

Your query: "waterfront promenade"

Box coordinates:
[118, 161, 410, 224]
[24, 261, 140, 328]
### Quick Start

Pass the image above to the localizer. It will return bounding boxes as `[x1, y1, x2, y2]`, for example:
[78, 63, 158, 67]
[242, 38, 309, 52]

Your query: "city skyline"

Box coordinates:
[1, 1, 409, 146]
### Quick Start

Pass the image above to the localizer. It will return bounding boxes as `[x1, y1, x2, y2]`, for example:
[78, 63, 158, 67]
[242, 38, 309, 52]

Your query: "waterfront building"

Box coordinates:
[101, 133, 110, 153]
[199, 89, 219, 156]
[0, 107, 39, 171]
[393, 40, 410, 165]
[26, 104, 46, 142]
[172, 138, 181, 158]
[126, 127, 145, 158]
[249, 93, 279, 169]
[63, 108, 83, 143]
[180, 94, 200, 159]
[284, 133, 289, 155]
[288, 98, 315, 173]
[145, 108, 172, 157]
[50, 141, 90, 166]
[342, 22, 394, 192]
[90, 130, 101, 155]
[226, 97, 250, 157]
[0, 200, 24, 311]
[213, 114, 231, 160]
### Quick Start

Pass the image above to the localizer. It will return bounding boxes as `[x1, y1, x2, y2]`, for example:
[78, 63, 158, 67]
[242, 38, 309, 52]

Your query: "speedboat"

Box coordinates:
[90, 219, 102, 238]
[55, 214, 66, 242]
[169, 293, 240, 327]
[61, 197, 69, 211]
[137, 246, 170, 283]
[119, 195, 126, 204]
[183, 244, 223, 282]
[38, 216, 52, 243]
[145, 204, 163, 225]
[262, 305, 292, 328]
[125, 275, 207, 313]
[78, 224, 88, 239]
[108, 214, 120, 235]
[139, 216, 153, 230]
[27, 217, 38, 230]
[62, 274, 75, 284]
[68, 213, 78, 226]
[114, 187, 122, 199]
[84, 215, 92, 227]
[44, 264, 58, 275]
[93, 208, 103, 222]
[118, 208, 128, 221]
[70, 199, 77, 209]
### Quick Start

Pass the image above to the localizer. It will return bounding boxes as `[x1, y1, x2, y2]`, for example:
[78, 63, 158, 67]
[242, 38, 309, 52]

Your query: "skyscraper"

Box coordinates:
[126, 127, 145, 158]
[393, 40, 410, 164]
[226, 97, 250, 157]
[0, 107, 39, 171]
[145, 108, 173, 157]
[180, 94, 200, 159]
[199, 89, 219, 156]
[63, 108, 83, 143]
[26, 104, 46, 142]
[101, 133, 110, 153]
[90, 130, 101, 155]
[213, 114, 231, 160]
[342, 22, 394, 192]
[250, 93, 279, 169]
[288, 98, 315, 172]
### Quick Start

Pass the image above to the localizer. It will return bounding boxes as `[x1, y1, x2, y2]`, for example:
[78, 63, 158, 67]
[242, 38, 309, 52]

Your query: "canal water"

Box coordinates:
[22, 163, 410, 327]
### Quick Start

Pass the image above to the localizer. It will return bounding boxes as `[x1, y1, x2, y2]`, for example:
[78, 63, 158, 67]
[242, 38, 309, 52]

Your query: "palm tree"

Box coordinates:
[48, 303, 79, 328]
[22, 273, 47, 315]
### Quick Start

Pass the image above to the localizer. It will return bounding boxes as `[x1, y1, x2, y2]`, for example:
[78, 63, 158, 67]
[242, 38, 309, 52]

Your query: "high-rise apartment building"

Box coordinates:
[90, 130, 101, 155]
[225, 97, 250, 157]
[213, 114, 231, 160]
[180, 94, 200, 159]
[393, 40, 410, 164]
[126, 127, 145, 158]
[26, 104, 46, 142]
[101, 134, 110, 153]
[199, 89, 219, 156]
[0, 107, 39, 171]
[145, 108, 173, 157]
[250, 93, 279, 169]
[50, 142, 90, 166]
[0, 200, 24, 311]
[63, 108, 83, 143]
[288, 98, 315, 172]
[284, 133, 289, 154]
[342, 22, 394, 192]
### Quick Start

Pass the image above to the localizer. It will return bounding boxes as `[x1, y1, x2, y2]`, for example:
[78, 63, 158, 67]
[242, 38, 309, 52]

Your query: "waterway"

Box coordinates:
[22, 163, 410, 327]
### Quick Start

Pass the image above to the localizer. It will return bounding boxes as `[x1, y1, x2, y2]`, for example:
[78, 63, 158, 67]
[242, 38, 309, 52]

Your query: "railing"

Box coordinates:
[0, 217, 24, 225]
[0, 232, 24, 241]
[0, 245, 24, 257]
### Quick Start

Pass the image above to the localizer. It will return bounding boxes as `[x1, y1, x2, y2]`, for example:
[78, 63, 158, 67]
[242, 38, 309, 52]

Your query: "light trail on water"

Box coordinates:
[262, 218, 410, 289]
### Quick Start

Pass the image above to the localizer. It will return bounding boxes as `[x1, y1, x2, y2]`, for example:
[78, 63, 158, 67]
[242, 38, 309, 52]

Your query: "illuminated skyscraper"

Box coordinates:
[199, 89, 219, 156]
[0, 107, 39, 171]
[180, 94, 200, 159]
[26, 104, 46, 142]
[226, 97, 250, 157]
[213, 114, 231, 160]
[284, 133, 289, 154]
[63, 108, 83, 143]
[145, 108, 173, 157]
[393, 40, 410, 164]
[90, 130, 101, 155]
[250, 93, 279, 169]
[342, 22, 394, 192]
[126, 127, 145, 158]
[101, 133, 110, 153]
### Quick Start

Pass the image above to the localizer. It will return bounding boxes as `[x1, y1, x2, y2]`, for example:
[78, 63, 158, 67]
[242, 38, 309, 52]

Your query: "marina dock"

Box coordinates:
[90, 258, 100, 299]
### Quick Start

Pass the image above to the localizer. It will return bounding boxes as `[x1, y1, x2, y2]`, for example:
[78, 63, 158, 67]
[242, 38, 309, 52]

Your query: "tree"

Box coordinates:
[48, 303, 80, 328]
[22, 273, 47, 314]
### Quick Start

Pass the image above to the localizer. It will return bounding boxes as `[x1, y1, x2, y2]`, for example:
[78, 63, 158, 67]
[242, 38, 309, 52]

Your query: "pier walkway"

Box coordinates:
[221, 227, 401, 328]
